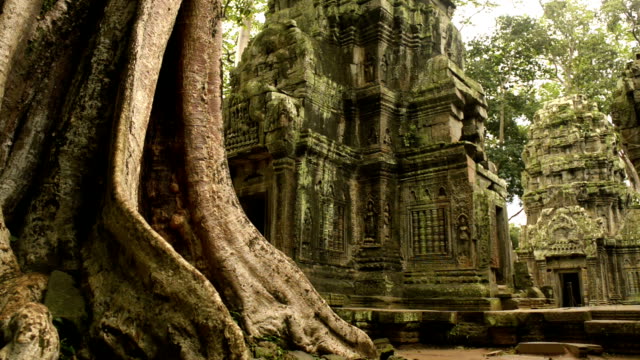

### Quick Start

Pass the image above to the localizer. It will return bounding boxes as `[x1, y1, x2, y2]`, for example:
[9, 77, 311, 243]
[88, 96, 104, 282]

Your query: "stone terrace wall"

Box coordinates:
[336, 307, 640, 353]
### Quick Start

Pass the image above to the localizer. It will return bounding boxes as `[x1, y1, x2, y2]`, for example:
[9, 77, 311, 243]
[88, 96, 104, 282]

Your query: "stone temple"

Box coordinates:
[224, 0, 513, 309]
[519, 95, 640, 306]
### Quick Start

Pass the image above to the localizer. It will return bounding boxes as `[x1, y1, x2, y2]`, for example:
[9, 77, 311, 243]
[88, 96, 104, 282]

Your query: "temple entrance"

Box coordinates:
[494, 206, 506, 284]
[561, 272, 582, 307]
[239, 192, 268, 239]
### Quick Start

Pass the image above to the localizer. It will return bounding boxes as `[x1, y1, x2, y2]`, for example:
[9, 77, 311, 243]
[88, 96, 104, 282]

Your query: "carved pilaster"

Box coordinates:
[272, 158, 297, 257]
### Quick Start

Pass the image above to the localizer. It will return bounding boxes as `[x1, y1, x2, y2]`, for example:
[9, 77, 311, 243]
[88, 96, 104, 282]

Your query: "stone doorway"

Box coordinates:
[239, 192, 268, 239]
[560, 272, 582, 307]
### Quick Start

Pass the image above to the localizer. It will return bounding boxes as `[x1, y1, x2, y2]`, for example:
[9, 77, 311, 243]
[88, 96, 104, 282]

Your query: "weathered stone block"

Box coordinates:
[421, 311, 456, 323]
[516, 342, 602, 357]
[488, 327, 517, 345]
[321, 355, 346, 360]
[388, 330, 420, 344]
[43, 270, 86, 331]
[284, 351, 315, 360]
[543, 310, 591, 322]
[516, 342, 568, 355]
[485, 312, 519, 327]
[584, 319, 640, 335]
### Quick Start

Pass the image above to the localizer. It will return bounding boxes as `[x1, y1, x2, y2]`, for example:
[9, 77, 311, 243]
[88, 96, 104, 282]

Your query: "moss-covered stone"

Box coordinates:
[224, 0, 512, 309]
[520, 94, 640, 306]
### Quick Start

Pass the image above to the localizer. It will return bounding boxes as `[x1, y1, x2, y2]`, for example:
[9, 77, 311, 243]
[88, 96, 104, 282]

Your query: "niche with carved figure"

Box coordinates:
[320, 185, 346, 255]
[456, 214, 475, 266]
[300, 207, 314, 261]
[364, 198, 378, 245]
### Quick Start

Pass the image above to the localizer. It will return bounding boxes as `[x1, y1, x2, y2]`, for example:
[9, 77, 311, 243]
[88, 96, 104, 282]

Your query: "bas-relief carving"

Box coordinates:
[363, 199, 378, 245]
[304, 166, 350, 258]
[623, 258, 640, 296]
[224, 99, 259, 152]
[265, 92, 302, 132]
[410, 207, 448, 255]
[380, 54, 389, 84]
[405, 182, 454, 258]
[383, 202, 391, 243]
[301, 207, 313, 260]
[456, 214, 474, 266]
[383, 128, 392, 146]
[367, 126, 379, 145]
[364, 53, 375, 84]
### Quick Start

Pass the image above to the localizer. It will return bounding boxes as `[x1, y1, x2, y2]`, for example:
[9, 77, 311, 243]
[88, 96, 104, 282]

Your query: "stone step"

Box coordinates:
[515, 342, 603, 357]
[584, 319, 640, 335]
[584, 320, 640, 353]
[590, 309, 640, 321]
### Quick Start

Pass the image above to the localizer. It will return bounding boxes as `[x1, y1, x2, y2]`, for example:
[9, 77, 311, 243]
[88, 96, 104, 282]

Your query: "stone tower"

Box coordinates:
[224, 0, 513, 309]
[519, 95, 640, 306]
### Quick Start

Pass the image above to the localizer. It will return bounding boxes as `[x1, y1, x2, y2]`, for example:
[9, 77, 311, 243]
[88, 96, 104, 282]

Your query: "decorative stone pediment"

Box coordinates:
[525, 206, 599, 260]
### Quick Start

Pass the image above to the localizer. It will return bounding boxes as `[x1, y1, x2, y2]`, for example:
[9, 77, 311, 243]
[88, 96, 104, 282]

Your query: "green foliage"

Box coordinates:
[485, 132, 527, 202]
[453, 0, 499, 29]
[602, 0, 640, 48]
[465, 15, 545, 201]
[509, 223, 521, 249]
[253, 335, 288, 359]
[465, 1, 634, 200]
[539, 0, 632, 114]
[222, 0, 267, 96]
[256, 335, 283, 344]
[53, 317, 80, 360]
[229, 310, 242, 324]
[41, 0, 57, 15]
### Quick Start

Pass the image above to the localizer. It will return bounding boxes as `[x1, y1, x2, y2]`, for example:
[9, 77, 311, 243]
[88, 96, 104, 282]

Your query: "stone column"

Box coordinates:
[271, 158, 297, 258]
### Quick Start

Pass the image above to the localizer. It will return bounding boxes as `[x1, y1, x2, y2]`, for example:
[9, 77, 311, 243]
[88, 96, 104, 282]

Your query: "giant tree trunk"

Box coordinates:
[0, 0, 376, 359]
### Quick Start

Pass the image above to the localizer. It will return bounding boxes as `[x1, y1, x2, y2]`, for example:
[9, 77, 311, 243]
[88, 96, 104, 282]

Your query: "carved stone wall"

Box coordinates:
[224, 0, 512, 309]
[520, 95, 640, 306]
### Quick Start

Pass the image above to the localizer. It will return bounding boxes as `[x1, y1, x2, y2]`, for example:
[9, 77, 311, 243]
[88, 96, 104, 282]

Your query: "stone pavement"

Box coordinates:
[336, 305, 640, 354]
[395, 345, 638, 360]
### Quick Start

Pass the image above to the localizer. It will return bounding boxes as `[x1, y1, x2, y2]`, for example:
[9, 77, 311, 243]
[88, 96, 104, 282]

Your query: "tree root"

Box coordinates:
[177, 0, 376, 357]
[0, 213, 58, 360]
[0, 303, 58, 360]
[0, 0, 378, 358]
[84, 201, 248, 359]
[81, 0, 249, 358]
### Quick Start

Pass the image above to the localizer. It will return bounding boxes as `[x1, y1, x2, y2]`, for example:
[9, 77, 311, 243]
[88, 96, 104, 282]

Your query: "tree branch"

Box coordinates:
[509, 207, 524, 222]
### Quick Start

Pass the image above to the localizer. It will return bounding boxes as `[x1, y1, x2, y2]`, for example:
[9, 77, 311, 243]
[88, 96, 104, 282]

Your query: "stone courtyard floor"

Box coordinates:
[395, 345, 640, 360]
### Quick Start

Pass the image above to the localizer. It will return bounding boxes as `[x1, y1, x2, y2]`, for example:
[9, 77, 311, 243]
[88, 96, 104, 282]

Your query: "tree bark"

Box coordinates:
[234, 17, 252, 66]
[0, 0, 376, 359]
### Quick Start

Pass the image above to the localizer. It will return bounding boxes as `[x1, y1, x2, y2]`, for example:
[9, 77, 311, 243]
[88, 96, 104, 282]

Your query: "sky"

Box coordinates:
[452, 0, 602, 41]
[453, 0, 541, 42]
